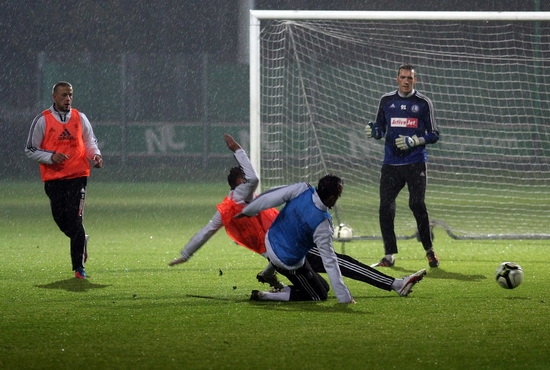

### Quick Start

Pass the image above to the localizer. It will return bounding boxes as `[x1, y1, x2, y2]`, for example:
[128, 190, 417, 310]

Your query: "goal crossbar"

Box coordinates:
[250, 10, 550, 22]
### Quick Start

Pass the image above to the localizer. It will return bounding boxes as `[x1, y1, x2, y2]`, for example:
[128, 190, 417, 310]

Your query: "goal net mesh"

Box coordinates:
[256, 17, 550, 239]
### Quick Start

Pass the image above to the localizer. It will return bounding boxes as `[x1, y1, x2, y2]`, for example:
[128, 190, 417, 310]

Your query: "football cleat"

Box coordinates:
[256, 272, 285, 290]
[75, 267, 87, 279]
[426, 250, 440, 268]
[398, 269, 427, 296]
[250, 290, 266, 301]
[371, 256, 395, 268]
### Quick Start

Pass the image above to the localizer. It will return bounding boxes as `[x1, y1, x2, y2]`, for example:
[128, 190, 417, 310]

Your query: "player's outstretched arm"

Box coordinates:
[224, 134, 242, 152]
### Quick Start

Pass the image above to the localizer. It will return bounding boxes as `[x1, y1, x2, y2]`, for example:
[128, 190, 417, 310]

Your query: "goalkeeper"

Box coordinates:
[366, 64, 440, 268]
[168, 134, 426, 297]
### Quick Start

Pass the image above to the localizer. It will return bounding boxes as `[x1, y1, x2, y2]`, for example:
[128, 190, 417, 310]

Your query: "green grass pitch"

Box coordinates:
[1, 181, 549, 369]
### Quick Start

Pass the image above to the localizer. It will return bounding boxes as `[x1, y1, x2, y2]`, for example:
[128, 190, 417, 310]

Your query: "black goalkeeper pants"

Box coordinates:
[379, 162, 432, 255]
[44, 177, 87, 271]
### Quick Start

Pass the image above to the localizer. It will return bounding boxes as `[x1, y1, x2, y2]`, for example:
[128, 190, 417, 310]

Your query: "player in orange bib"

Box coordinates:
[169, 135, 426, 297]
[25, 81, 103, 279]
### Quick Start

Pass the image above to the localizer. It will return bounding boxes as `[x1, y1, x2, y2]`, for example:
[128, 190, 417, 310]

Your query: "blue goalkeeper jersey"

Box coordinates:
[374, 89, 440, 165]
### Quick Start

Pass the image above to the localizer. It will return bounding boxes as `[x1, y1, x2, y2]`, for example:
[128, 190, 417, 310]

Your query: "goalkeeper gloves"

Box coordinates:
[365, 122, 379, 139]
[395, 135, 422, 150]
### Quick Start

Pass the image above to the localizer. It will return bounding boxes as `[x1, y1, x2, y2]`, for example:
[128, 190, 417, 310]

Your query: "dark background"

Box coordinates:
[1, 0, 545, 112]
[0, 0, 547, 180]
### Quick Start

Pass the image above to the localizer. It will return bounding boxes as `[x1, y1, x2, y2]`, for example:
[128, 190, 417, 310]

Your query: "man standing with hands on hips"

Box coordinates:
[366, 64, 440, 268]
[25, 81, 103, 279]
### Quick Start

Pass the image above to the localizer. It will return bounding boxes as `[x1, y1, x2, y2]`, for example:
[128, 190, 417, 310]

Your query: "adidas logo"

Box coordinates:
[58, 128, 74, 141]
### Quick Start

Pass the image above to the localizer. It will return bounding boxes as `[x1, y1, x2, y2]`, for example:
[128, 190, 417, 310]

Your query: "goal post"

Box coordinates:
[249, 10, 550, 240]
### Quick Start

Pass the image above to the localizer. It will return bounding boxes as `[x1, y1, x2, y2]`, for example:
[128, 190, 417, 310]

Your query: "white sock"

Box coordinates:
[259, 286, 291, 301]
[391, 278, 403, 292]
[385, 254, 395, 262]
[260, 291, 290, 301]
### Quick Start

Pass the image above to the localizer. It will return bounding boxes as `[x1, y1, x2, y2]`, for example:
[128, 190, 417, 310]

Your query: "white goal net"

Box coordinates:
[250, 11, 550, 240]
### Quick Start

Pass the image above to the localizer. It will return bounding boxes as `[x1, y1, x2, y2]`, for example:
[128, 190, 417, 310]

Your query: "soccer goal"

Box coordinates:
[249, 11, 550, 240]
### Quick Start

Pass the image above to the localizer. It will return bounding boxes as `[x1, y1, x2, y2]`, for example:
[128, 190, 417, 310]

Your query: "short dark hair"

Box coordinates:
[227, 166, 245, 189]
[52, 81, 72, 94]
[316, 174, 343, 202]
[397, 64, 415, 76]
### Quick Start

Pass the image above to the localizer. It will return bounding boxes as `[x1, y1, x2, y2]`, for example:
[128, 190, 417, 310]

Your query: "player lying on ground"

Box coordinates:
[238, 174, 356, 303]
[236, 174, 425, 302]
[168, 134, 426, 297]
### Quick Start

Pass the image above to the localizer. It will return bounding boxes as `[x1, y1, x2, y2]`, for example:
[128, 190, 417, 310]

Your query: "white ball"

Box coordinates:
[495, 262, 524, 289]
[333, 224, 353, 241]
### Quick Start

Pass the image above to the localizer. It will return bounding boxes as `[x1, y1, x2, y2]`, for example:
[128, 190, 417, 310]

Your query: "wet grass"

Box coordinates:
[1, 181, 549, 369]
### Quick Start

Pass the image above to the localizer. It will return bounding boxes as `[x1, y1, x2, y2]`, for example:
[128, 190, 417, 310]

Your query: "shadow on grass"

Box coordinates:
[423, 267, 486, 282]
[186, 294, 236, 301]
[185, 294, 365, 314]
[247, 301, 366, 314]
[387, 266, 486, 282]
[36, 278, 110, 292]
